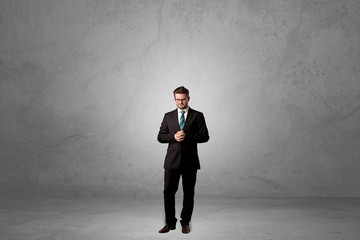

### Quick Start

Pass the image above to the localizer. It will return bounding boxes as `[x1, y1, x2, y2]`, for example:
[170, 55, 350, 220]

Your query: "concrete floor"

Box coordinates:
[1, 196, 360, 240]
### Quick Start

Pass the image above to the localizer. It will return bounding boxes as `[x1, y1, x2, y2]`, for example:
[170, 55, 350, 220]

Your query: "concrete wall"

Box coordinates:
[1, 0, 360, 198]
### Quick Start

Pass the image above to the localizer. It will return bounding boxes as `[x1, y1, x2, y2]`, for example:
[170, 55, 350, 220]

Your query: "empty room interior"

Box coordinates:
[1, 1, 360, 239]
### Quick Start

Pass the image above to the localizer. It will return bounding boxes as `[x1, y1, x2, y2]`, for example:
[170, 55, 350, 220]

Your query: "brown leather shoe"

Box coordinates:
[182, 224, 190, 234]
[158, 225, 175, 233]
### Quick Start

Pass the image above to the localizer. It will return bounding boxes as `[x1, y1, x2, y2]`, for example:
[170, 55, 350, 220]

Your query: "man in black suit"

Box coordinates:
[157, 86, 209, 234]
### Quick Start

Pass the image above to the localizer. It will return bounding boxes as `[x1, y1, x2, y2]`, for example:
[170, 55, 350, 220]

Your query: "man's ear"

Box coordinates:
[188, 96, 190, 101]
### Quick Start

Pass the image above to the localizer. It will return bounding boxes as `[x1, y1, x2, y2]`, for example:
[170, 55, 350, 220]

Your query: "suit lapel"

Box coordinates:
[171, 109, 181, 131]
[183, 108, 193, 131]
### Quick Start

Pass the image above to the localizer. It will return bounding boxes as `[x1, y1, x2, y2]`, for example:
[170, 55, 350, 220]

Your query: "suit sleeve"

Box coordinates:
[186, 113, 210, 143]
[157, 114, 176, 143]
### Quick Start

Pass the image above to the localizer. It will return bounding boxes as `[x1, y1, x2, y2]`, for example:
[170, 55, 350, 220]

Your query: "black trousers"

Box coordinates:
[163, 168, 197, 227]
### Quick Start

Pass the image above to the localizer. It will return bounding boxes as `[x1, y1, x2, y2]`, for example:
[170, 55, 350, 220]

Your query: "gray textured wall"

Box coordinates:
[1, 0, 360, 198]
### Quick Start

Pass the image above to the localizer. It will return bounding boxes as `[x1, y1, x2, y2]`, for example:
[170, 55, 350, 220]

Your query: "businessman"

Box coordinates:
[157, 86, 209, 234]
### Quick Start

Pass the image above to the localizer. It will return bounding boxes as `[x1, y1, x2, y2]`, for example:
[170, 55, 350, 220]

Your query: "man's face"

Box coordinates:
[174, 93, 190, 110]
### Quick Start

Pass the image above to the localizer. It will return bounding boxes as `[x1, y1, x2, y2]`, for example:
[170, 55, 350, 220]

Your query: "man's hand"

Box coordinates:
[174, 130, 186, 142]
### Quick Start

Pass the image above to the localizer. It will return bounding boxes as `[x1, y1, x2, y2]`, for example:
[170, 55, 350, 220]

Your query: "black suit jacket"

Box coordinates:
[158, 108, 209, 170]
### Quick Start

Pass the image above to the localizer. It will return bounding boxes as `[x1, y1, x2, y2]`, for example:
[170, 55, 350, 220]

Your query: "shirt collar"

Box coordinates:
[178, 106, 189, 113]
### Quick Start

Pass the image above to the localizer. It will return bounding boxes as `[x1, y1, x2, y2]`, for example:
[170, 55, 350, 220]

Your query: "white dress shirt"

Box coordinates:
[178, 106, 189, 126]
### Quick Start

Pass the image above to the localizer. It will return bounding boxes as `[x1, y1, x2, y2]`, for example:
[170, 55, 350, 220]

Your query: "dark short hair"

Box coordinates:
[173, 86, 189, 96]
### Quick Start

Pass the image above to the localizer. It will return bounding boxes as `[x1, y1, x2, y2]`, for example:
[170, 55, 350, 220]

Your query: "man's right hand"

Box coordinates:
[174, 130, 186, 142]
